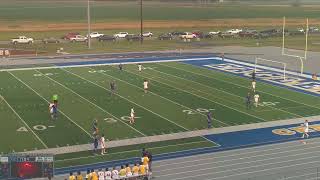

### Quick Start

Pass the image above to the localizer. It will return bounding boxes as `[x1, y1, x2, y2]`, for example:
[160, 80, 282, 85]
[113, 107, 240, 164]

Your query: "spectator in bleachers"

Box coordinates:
[85, 169, 91, 180]
[111, 167, 119, 179]
[76, 171, 83, 180]
[132, 163, 139, 177]
[91, 169, 98, 180]
[126, 163, 132, 177]
[119, 165, 126, 179]
[139, 162, 146, 176]
[105, 168, 112, 180]
[69, 172, 76, 180]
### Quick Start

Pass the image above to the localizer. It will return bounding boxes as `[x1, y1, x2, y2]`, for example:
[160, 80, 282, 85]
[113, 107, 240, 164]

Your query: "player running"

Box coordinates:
[119, 63, 123, 71]
[138, 63, 143, 72]
[143, 79, 149, 93]
[302, 120, 309, 139]
[48, 102, 57, 120]
[246, 92, 252, 110]
[110, 81, 116, 95]
[251, 80, 256, 92]
[254, 93, 260, 107]
[130, 107, 135, 124]
[52, 94, 58, 106]
[251, 70, 256, 80]
[92, 119, 99, 135]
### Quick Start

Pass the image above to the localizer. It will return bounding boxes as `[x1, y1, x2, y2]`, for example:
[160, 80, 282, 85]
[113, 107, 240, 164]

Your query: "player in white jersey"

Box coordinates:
[100, 134, 106, 155]
[254, 93, 260, 107]
[252, 80, 256, 92]
[98, 169, 105, 180]
[143, 79, 149, 93]
[111, 167, 119, 179]
[138, 64, 143, 72]
[104, 168, 112, 180]
[130, 108, 135, 124]
[302, 120, 309, 139]
[48, 103, 57, 120]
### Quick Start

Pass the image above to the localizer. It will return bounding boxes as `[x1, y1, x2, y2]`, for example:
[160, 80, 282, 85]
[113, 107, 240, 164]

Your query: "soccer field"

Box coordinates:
[1, 60, 320, 155]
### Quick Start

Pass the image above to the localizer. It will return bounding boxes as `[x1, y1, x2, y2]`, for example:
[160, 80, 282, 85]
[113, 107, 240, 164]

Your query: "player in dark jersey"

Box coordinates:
[246, 92, 252, 110]
[92, 119, 98, 135]
[119, 63, 123, 71]
[110, 81, 116, 95]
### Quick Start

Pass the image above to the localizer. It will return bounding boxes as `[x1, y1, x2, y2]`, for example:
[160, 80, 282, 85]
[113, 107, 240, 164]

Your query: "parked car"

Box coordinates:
[63, 32, 80, 40]
[297, 28, 305, 33]
[88, 32, 104, 38]
[309, 27, 319, 33]
[171, 31, 185, 36]
[254, 29, 283, 39]
[142, 32, 153, 37]
[179, 32, 196, 39]
[42, 37, 60, 44]
[98, 35, 116, 42]
[158, 33, 173, 40]
[11, 36, 34, 44]
[239, 29, 257, 38]
[219, 32, 236, 38]
[126, 34, 143, 41]
[114, 32, 129, 38]
[208, 31, 221, 35]
[226, 29, 242, 34]
[69, 35, 88, 42]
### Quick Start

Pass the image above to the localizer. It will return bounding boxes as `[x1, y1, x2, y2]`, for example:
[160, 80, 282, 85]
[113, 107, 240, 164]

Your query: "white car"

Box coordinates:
[226, 29, 242, 34]
[88, 32, 104, 38]
[297, 28, 305, 33]
[179, 32, 196, 39]
[208, 31, 221, 35]
[70, 35, 88, 42]
[142, 32, 153, 37]
[11, 36, 34, 44]
[114, 32, 129, 38]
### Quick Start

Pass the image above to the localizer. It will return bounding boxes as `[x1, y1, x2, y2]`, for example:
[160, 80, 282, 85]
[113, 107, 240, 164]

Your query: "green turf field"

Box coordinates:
[1, 61, 320, 156]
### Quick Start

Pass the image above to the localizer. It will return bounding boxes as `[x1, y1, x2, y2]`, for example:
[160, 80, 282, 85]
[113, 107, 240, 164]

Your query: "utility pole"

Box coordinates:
[140, 0, 143, 44]
[87, 0, 91, 49]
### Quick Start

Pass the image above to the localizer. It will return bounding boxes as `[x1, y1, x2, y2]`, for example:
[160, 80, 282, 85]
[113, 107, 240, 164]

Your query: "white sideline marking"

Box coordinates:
[8, 72, 93, 139]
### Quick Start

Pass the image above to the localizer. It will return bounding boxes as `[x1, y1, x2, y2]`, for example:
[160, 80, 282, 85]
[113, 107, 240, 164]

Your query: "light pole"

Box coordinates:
[87, 0, 91, 49]
[140, 0, 143, 44]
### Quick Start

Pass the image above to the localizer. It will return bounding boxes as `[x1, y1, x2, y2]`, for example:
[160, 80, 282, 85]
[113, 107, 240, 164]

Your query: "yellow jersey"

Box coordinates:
[139, 165, 146, 175]
[76, 175, 83, 180]
[132, 166, 139, 174]
[119, 168, 126, 176]
[126, 166, 132, 174]
[91, 172, 98, 180]
[142, 157, 149, 166]
[69, 175, 76, 180]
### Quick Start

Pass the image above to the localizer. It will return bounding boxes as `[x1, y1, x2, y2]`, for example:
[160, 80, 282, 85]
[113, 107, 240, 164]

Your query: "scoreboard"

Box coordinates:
[0, 154, 54, 179]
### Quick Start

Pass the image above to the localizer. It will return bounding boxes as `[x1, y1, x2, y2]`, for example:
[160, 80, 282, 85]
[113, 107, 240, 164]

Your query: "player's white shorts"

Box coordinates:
[131, 113, 134, 118]
[126, 172, 132, 177]
[254, 98, 259, 103]
[133, 173, 139, 176]
[305, 128, 309, 133]
[252, 85, 256, 89]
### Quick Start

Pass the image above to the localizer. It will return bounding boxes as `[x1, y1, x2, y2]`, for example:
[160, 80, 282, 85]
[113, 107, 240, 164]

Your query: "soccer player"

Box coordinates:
[111, 167, 119, 179]
[118, 63, 123, 71]
[85, 169, 91, 180]
[100, 134, 106, 155]
[91, 169, 98, 180]
[110, 81, 116, 95]
[143, 79, 149, 93]
[93, 135, 99, 154]
[104, 168, 112, 180]
[126, 164, 132, 177]
[97, 169, 104, 180]
[130, 107, 135, 124]
[52, 94, 58, 106]
[69, 172, 76, 180]
[142, 155, 149, 170]
[132, 163, 139, 177]
[76, 171, 83, 180]
[49, 102, 57, 120]
[119, 166, 126, 179]
[246, 92, 252, 110]
[138, 63, 143, 72]
[252, 70, 256, 80]
[254, 93, 260, 107]
[92, 119, 99, 135]
[207, 111, 213, 129]
[302, 120, 309, 139]
[251, 80, 256, 92]
[139, 162, 146, 176]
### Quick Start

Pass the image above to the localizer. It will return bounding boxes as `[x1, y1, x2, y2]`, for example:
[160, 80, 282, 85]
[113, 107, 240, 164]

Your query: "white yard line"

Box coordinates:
[0, 94, 48, 148]
[162, 63, 320, 111]
[151, 65, 303, 118]
[8, 71, 93, 139]
[136, 70, 267, 123]
[62, 68, 190, 131]
[34, 69, 146, 137]
[92, 66, 229, 127]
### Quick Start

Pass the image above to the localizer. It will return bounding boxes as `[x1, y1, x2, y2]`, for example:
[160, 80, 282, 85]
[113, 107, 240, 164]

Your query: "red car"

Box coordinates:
[62, 32, 80, 40]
